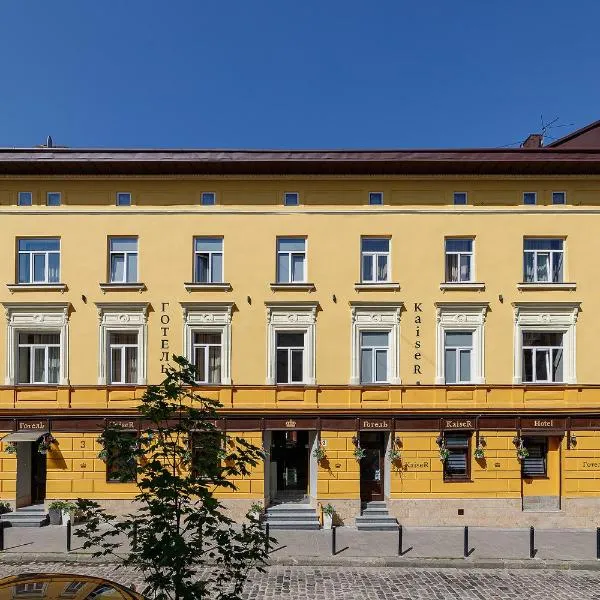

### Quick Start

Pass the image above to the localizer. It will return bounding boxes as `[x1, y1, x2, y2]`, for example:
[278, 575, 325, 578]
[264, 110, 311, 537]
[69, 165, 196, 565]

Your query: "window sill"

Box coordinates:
[517, 282, 577, 290]
[269, 282, 316, 292]
[184, 282, 232, 292]
[439, 282, 485, 291]
[99, 283, 146, 293]
[354, 282, 400, 291]
[7, 283, 67, 293]
[443, 478, 472, 483]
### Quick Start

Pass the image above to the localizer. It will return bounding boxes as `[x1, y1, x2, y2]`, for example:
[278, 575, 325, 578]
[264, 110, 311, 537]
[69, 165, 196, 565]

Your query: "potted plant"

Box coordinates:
[4, 443, 17, 455]
[322, 503, 335, 529]
[513, 436, 529, 460]
[61, 501, 78, 526]
[48, 500, 67, 525]
[313, 445, 327, 462]
[38, 434, 57, 455]
[0, 501, 11, 515]
[353, 446, 366, 461]
[436, 436, 449, 462]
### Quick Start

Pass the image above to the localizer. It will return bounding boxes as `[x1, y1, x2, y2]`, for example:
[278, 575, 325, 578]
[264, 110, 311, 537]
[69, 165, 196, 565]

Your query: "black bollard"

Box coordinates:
[0, 522, 4, 552]
[265, 522, 270, 555]
[66, 520, 72, 552]
[529, 526, 535, 559]
[398, 525, 403, 556]
[331, 525, 336, 556]
[597, 528, 600, 560]
[463, 526, 469, 558]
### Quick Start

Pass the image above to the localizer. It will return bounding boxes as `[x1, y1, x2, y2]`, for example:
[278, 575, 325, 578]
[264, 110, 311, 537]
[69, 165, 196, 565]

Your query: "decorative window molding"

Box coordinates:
[95, 303, 149, 385]
[181, 302, 233, 385]
[2, 302, 70, 385]
[265, 302, 318, 385]
[512, 302, 580, 384]
[350, 303, 402, 385]
[435, 302, 488, 385]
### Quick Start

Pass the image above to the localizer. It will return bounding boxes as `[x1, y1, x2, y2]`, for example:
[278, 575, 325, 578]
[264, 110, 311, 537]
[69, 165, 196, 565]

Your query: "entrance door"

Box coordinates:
[271, 431, 309, 503]
[31, 444, 47, 505]
[360, 432, 385, 502]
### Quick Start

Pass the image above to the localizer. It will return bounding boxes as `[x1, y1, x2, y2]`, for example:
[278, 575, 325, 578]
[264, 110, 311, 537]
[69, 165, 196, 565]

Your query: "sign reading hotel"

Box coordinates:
[18, 421, 46, 430]
[360, 419, 391, 430]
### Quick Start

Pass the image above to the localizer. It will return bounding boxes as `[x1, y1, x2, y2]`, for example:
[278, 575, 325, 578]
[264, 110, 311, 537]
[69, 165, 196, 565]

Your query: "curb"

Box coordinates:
[1, 553, 600, 571]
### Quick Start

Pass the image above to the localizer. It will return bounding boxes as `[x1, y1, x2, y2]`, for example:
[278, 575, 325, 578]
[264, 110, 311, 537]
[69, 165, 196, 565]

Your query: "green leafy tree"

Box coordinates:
[75, 356, 273, 600]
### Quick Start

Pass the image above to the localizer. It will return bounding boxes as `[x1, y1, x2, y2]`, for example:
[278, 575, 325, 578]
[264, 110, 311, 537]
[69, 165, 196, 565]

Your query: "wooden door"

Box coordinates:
[360, 432, 385, 501]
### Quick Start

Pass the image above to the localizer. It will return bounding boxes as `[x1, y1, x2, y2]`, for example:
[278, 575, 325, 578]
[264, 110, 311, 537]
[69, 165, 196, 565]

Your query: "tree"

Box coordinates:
[75, 356, 273, 600]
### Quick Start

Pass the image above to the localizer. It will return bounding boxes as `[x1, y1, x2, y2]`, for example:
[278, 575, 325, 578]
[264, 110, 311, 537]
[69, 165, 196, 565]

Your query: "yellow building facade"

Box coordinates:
[1, 123, 600, 526]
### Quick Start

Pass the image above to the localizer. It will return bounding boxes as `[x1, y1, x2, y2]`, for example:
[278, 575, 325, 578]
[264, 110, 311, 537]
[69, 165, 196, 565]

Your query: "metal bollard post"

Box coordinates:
[463, 526, 469, 558]
[66, 519, 71, 552]
[597, 528, 600, 560]
[529, 526, 535, 559]
[0, 522, 4, 552]
[264, 522, 270, 555]
[331, 525, 336, 556]
[398, 525, 403, 556]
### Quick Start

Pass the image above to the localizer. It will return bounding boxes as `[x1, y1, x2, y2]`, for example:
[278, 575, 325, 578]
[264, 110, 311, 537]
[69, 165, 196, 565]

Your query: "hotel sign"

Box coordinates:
[443, 419, 474, 430]
[521, 417, 566, 431]
[359, 419, 391, 431]
[17, 420, 47, 431]
[401, 460, 430, 472]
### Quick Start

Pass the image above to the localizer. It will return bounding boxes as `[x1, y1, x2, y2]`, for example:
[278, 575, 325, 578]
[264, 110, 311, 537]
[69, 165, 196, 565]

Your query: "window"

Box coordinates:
[453, 192, 467, 205]
[521, 437, 547, 478]
[522, 331, 563, 383]
[105, 430, 137, 483]
[523, 192, 537, 205]
[108, 332, 138, 384]
[369, 192, 383, 206]
[192, 332, 222, 383]
[552, 191, 566, 205]
[444, 331, 472, 384]
[283, 192, 299, 206]
[191, 432, 222, 478]
[18, 191, 32, 206]
[523, 238, 563, 283]
[442, 432, 470, 481]
[360, 331, 389, 384]
[361, 238, 389, 283]
[14, 582, 46, 597]
[17, 332, 60, 384]
[276, 332, 305, 384]
[62, 581, 87, 596]
[109, 237, 138, 283]
[276, 237, 306, 283]
[116, 192, 131, 206]
[194, 237, 223, 283]
[445, 238, 473, 283]
[18, 238, 60, 284]
[46, 192, 61, 206]
[201, 192, 216, 206]
[88, 585, 117, 599]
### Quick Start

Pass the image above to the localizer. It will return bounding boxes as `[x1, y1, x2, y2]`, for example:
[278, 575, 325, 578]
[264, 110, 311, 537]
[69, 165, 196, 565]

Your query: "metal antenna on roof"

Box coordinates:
[46, 135, 53, 148]
[539, 115, 574, 144]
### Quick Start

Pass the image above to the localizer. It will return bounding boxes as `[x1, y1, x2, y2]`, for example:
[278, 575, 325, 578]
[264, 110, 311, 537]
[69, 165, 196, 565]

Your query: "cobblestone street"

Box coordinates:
[1, 562, 600, 599]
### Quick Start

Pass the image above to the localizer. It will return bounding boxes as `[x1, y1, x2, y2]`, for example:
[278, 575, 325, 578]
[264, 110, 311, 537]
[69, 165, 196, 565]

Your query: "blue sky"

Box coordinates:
[0, 1, 598, 149]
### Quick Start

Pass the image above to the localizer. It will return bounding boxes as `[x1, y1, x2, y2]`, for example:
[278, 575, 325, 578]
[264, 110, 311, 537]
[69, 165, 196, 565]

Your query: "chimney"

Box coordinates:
[521, 133, 543, 149]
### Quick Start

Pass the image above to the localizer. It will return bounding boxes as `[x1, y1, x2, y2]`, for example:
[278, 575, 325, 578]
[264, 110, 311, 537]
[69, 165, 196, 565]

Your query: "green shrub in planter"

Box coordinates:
[48, 500, 75, 525]
[0, 501, 11, 515]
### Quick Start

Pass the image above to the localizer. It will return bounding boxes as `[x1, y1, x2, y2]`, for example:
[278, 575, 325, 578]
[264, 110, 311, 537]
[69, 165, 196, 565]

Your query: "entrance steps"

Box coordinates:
[265, 503, 320, 530]
[355, 501, 398, 531]
[1, 505, 48, 527]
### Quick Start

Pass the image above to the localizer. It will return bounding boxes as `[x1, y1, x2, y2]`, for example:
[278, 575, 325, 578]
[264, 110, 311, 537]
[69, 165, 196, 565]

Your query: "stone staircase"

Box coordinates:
[0, 505, 49, 527]
[355, 501, 398, 531]
[265, 503, 320, 530]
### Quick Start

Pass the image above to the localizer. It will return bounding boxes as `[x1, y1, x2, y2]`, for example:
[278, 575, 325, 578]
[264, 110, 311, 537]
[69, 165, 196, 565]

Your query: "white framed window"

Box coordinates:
[201, 192, 216, 206]
[3, 304, 69, 385]
[109, 237, 138, 283]
[18, 191, 32, 206]
[361, 238, 389, 283]
[108, 332, 139, 385]
[46, 192, 61, 206]
[194, 237, 223, 283]
[453, 192, 467, 205]
[283, 192, 299, 206]
[523, 192, 537, 205]
[552, 191, 566, 205]
[444, 331, 473, 384]
[116, 192, 132, 206]
[350, 304, 401, 385]
[523, 238, 563, 283]
[17, 332, 61, 384]
[512, 303, 579, 384]
[369, 192, 383, 206]
[182, 302, 232, 385]
[522, 331, 563, 383]
[266, 303, 317, 385]
[96, 303, 148, 385]
[276, 237, 306, 283]
[18, 238, 60, 284]
[445, 238, 473, 283]
[435, 303, 487, 385]
[360, 331, 389, 384]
